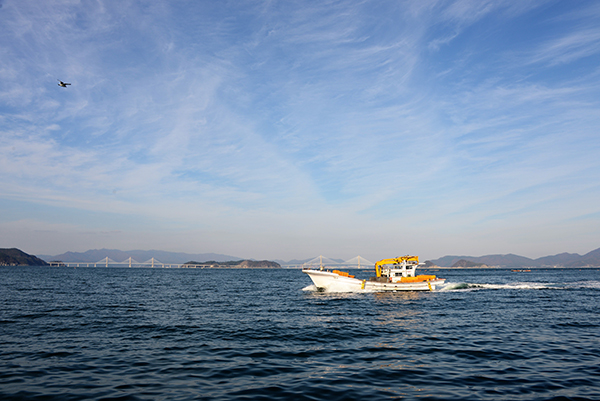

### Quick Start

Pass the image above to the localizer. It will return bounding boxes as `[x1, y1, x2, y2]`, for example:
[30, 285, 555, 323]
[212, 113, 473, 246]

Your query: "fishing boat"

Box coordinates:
[303, 255, 445, 292]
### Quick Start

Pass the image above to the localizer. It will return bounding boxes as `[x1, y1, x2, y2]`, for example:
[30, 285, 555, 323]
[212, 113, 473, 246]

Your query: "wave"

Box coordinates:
[440, 280, 600, 291]
[440, 282, 552, 291]
[565, 280, 600, 289]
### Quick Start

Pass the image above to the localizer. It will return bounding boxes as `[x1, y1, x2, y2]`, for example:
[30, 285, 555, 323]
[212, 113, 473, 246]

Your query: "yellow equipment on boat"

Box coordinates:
[374, 256, 419, 277]
[332, 270, 355, 278]
[400, 275, 436, 283]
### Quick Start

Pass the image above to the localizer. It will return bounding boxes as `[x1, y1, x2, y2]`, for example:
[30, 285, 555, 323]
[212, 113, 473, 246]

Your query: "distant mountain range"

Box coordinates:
[30, 246, 600, 267]
[429, 247, 600, 267]
[39, 249, 242, 264]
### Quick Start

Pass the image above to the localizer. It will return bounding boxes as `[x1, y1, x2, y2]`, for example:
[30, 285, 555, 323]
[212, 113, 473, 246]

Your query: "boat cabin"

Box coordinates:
[372, 256, 436, 284]
[379, 258, 418, 282]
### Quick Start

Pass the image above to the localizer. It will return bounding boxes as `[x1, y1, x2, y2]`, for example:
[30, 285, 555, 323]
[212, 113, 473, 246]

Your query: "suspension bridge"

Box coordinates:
[281, 255, 375, 269]
[48, 255, 376, 269]
[48, 257, 210, 269]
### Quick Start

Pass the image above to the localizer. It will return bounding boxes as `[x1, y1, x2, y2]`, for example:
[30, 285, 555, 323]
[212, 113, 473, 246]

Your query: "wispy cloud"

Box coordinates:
[527, 29, 600, 66]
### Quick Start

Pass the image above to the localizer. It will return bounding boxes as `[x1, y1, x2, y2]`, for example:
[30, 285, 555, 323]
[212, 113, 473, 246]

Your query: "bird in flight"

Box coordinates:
[57, 79, 71, 87]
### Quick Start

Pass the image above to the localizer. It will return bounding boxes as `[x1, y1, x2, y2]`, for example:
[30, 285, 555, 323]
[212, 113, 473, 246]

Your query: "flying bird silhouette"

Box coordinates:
[57, 79, 71, 87]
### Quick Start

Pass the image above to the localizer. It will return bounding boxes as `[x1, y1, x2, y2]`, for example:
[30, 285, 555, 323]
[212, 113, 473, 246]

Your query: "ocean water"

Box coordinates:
[1, 267, 599, 400]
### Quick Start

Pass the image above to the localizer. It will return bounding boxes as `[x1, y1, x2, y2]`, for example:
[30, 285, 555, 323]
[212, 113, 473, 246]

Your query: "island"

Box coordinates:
[0, 248, 49, 266]
[182, 260, 281, 268]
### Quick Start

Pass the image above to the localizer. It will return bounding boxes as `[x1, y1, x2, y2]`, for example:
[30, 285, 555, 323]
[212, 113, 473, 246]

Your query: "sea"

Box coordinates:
[1, 266, 599, 400]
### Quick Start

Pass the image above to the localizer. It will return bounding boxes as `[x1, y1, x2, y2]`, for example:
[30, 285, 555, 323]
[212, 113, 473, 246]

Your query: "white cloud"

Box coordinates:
[528, 29, 600, 66]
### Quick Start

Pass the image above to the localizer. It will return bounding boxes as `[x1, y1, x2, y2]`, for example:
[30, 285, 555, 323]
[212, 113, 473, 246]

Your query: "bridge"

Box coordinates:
[48, 255, 376, 269]
[48, 257, 211, 269]
[280, 255, 375, 269]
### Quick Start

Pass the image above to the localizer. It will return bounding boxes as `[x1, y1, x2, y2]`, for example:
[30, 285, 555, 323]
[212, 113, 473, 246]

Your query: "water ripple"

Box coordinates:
[1, 267, 599, 400]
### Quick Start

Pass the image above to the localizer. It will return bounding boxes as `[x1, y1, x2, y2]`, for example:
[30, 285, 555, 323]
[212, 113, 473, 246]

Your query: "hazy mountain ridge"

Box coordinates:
[429, 247, 600, 267]
[451, 259, 488, 268]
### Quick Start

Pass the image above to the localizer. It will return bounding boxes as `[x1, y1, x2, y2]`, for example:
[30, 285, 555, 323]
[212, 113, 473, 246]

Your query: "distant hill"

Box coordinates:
[451, 259, 487, 268]
[432, 254, 534, 268]
[534, 252, 582, 266]
[565, 247, 600, 267]
[183, 260, 280, 268]
[0, 248, 48, 266]
[429, 247, 600, 267]
[45, 249, 242, 264]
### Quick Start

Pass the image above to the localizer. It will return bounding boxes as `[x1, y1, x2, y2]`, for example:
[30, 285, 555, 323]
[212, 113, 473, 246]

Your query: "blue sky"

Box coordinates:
[1, 0, 599, 261]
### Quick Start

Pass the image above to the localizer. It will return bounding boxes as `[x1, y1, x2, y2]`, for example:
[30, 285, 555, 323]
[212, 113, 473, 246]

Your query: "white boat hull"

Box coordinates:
[303, 269, 445, 292]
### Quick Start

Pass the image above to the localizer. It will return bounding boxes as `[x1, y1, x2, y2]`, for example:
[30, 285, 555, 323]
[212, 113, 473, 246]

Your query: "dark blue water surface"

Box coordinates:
[1, 267, 599, 400]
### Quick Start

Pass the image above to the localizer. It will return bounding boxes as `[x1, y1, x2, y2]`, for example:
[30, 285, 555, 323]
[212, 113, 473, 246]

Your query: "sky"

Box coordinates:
[1, 0, 600, 262]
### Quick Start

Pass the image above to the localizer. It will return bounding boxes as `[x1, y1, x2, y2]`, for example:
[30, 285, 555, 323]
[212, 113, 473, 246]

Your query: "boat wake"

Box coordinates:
[567, 280, 600, 289]
[439, 280, 600, 291]
[302, 284, 318, 292]
[439, 282, 551, 291]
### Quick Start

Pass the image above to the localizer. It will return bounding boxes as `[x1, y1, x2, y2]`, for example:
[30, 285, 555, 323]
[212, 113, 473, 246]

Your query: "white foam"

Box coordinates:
[438, 282, 470, 291]
[565, 280, 600, 289]
[438, 282, 557, 291]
